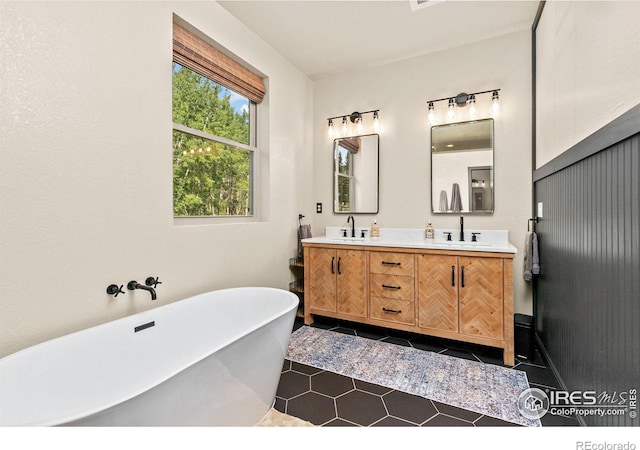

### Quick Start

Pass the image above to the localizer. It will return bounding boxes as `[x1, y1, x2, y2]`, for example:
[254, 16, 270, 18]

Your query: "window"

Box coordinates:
[172, 21, 265, 217]
[335, 145, 354, 212]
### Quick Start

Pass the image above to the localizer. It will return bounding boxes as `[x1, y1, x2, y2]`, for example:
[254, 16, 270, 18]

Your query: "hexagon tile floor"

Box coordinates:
[273, 318, 580, 427]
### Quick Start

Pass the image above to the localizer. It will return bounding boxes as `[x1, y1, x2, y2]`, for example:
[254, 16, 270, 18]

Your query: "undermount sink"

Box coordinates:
[434, 241, 492, 248]
[329, 237, 366, 242]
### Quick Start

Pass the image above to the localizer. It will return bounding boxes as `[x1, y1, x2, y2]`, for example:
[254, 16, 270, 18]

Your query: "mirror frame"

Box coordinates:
[333, 133, 380, 214]
[430, 118, 494, 215]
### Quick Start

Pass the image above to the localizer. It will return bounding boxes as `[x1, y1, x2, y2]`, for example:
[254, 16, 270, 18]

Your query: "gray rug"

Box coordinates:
[286, 326, 540, 427]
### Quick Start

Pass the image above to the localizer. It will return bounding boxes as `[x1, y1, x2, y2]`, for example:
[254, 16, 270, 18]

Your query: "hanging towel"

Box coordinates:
[524, 231, 540, 281]
[450, 183, 462, 212]
[532, 231, 540, 275]
[297, 224, 312, 261]
[439, 190, 449, 212]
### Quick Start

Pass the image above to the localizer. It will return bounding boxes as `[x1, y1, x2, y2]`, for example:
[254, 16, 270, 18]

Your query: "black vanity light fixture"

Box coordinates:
[327, 109, 380, 137]
[427, 89, 500, 125]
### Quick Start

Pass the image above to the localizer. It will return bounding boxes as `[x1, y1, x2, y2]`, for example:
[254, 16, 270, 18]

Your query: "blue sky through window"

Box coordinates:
[173, 62, 249, 115]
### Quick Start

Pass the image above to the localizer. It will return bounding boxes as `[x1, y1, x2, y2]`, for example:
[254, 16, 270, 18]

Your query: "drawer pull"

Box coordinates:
[451, 265, 455, 286]
[381, 261, 401, 266]
[382, 307, 402, 314]
[382, 284, 401, 290]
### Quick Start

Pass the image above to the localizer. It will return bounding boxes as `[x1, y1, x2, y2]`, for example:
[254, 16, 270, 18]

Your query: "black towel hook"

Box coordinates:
[528, 217, 539, 232]
[298, 214, 305, 226]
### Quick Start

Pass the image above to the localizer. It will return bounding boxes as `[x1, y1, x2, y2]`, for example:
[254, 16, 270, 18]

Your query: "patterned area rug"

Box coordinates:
[286, 326, 540, 427]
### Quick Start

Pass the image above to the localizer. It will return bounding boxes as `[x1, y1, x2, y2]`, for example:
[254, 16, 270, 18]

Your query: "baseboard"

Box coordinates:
[535, 333, 587, 427]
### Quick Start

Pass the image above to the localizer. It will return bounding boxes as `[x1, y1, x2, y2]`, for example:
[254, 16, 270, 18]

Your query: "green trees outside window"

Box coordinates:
[172, 63, 254, 217]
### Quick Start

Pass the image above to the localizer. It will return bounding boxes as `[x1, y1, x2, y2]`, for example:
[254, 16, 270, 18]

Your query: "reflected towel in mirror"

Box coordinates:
[450, 183, 462, 212]
[439, 190, 449, 212]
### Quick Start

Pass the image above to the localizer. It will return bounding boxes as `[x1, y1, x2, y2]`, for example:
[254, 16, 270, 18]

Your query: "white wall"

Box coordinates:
[313, 30, 533, 315]
[536, 1, 640, 167]
[0, 1, 313, 357]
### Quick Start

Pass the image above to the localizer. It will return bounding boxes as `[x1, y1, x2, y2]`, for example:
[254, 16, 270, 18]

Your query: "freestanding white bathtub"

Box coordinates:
[0, 287, 298, 426]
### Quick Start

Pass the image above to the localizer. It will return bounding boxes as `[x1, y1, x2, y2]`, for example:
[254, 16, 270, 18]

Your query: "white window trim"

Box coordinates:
[172, 102, 259, 224]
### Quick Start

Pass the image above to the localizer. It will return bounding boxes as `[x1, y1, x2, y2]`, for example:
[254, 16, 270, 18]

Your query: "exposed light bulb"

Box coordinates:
[327, 118, 334, 138]
[491, 90, 500, 116]
[356, 115, 363, 133]
[427, 102, 436, 125]
[341, 116, 348, 135]
[372, 111, 381, 132]
[447, 98, 455, 121]
[468, 94, 477, 119]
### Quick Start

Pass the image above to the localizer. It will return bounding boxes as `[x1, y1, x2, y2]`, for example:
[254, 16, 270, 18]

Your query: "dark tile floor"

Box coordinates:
[274, 317, 581, 427]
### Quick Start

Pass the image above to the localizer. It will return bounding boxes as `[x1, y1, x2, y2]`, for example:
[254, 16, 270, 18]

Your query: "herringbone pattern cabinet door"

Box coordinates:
[459, 256, 503, 340]
[417, 254, 459, 332]
[337, 249, 367, 317]
[308, 248, 337, 313]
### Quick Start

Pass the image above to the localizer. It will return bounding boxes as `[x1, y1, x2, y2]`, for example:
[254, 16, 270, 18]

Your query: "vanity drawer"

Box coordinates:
[369, 252, 414, 276]
[370, 297, 415, 325]
[370, 274, 414, 300]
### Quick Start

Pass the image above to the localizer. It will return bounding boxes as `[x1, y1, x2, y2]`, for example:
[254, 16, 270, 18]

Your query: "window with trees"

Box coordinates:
[172, 21, 265, 217]
[335, 145, 354, 212]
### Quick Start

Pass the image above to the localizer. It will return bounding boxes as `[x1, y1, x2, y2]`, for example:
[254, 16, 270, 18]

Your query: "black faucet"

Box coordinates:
[347, 215, 355, 237]
[127, 280, 157, 300]
[459, 215, 464, 242]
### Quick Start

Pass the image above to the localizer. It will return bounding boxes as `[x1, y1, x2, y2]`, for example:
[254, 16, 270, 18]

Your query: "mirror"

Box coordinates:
[431, 119, 494, 214]
[333, 134, 379, 214]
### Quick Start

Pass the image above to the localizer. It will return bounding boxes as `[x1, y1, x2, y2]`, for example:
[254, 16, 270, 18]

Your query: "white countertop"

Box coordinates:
[302, 227, 517, 254]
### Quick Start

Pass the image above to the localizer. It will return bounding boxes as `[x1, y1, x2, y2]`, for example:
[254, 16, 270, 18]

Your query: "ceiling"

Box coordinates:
[218, 0, 540, 80]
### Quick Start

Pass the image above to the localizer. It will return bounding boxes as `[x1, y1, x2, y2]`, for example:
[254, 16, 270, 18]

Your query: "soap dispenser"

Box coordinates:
[425, 221, 434, 239]
[370, 220, 380, 238]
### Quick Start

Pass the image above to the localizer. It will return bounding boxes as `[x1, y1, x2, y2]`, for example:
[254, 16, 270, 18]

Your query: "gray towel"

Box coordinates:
[524, 231, 540, 281]
[532, 232, 540, 275]
[297, 224, 312, 261]
[450, 183, 462, 212]
[439, 190, 448, 212]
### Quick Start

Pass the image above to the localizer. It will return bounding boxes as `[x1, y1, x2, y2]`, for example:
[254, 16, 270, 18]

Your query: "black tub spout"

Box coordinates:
[127, 280, 157, 300]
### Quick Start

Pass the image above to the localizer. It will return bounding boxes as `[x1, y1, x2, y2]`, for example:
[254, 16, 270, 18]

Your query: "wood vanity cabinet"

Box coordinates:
[304, 242, 514, 365]
[305, 247, 367, 320]
[368, 251, 415, 326]
[417, 254, 504, 340]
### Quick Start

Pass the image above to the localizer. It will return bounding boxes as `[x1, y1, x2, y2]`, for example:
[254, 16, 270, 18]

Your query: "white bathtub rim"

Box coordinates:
[0, 286, 298, 427]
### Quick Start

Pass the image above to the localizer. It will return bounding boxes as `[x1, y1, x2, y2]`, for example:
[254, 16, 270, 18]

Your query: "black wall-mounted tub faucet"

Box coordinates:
[127, 280, 157, 300]
[106, 284, 125, 297]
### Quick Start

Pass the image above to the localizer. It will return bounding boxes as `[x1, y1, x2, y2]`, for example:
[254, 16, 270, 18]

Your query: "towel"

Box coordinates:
[439, 190, 449, 212]
[524, 231, 540, 281]
[450, 183, 462, 212]
[532, 232, 540, 275]
[297, 224, 312, 261]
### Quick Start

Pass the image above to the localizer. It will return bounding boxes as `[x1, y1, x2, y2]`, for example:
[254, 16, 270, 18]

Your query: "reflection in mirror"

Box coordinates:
[333, 134, 379, 214]
[431, 119, 494, 214]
